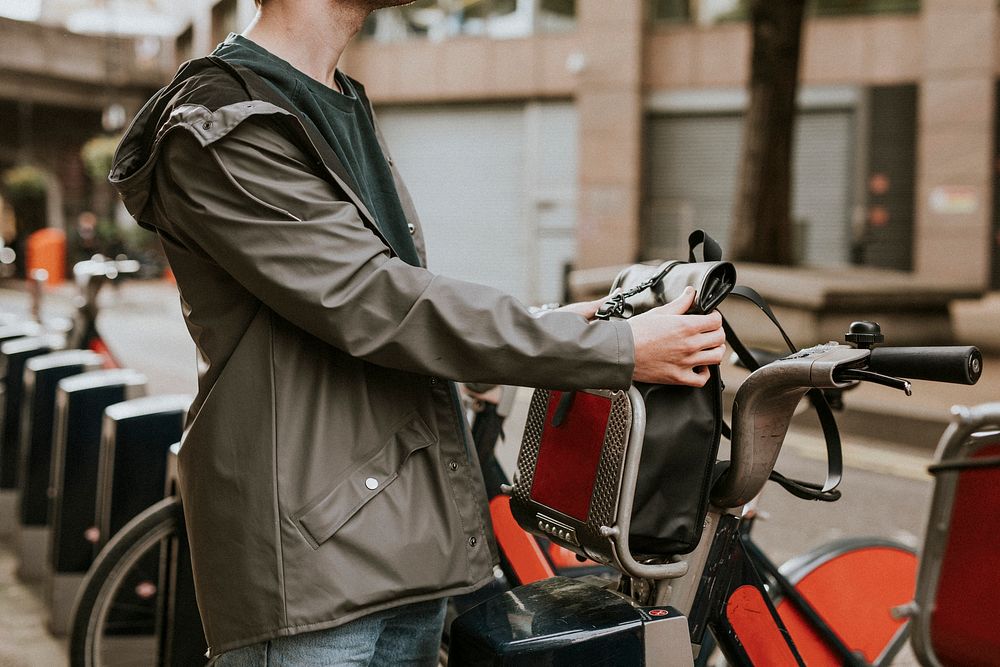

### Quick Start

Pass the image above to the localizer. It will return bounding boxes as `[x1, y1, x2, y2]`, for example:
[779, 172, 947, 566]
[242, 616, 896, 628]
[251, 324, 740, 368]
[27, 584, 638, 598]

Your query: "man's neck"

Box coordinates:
[242, 1, 369, 88]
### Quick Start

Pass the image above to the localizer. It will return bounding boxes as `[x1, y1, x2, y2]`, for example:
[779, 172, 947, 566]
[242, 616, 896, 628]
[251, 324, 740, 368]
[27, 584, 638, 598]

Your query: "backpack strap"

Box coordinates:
[688, 229, 724, 263]
[722, 285, 843, 502]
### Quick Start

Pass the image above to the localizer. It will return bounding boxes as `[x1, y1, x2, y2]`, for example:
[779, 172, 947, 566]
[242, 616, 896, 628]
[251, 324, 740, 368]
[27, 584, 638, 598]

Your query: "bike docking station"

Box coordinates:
[0, 334, 65, 539]
[0, 323, 47, 536]
[85, 394, 190, 659]
[45, 368, 148, 636]
[14, 350, 105, 582]
[95, 395, 190, 551]
[0, 320, 45, 346]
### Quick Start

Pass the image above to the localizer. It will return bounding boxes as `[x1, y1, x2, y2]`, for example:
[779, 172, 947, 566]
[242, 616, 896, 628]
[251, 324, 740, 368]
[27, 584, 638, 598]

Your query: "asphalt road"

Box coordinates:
[0, 280, 198, 397]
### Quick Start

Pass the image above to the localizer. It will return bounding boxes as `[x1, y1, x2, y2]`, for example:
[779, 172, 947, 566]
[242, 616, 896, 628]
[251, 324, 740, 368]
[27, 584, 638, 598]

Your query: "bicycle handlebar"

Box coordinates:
[711, 343, 867, 508]
[711, 342, 984, 509]
[867, 346, 982, 385]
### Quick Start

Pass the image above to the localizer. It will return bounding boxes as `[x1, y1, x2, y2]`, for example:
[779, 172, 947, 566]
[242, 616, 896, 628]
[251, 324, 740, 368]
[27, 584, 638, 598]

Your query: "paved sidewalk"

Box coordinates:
[0, 542, 66, 667]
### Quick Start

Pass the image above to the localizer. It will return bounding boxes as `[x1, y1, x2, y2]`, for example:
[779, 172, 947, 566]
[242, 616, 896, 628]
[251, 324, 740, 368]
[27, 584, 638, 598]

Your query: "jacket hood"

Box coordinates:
[110, 54, 421, 266]
[109, 58, 251, 229]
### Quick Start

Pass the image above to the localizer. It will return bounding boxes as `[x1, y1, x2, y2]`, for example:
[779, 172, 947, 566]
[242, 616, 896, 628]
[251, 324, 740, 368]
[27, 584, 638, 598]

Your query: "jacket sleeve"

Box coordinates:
[153, 117, 634, 390]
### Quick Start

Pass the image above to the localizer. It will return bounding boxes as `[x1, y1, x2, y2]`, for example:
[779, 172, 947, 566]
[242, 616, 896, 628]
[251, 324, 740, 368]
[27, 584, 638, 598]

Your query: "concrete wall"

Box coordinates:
[644, 14, 924, 89]
[0, 16, 178, 233]
[342, 34, 578, 102]
[914, 0, 997, 288]
[185, 0, 257, 59]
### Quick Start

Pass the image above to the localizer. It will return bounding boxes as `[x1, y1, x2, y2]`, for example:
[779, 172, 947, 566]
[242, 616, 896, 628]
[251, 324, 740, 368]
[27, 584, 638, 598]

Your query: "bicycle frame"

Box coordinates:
[712, 521, 915, 667]
[666, 510, 799, 666]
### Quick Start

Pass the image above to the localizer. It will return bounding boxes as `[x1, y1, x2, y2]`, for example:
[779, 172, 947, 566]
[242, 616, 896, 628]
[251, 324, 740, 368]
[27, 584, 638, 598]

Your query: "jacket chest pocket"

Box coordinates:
[293, 413, 436, 549]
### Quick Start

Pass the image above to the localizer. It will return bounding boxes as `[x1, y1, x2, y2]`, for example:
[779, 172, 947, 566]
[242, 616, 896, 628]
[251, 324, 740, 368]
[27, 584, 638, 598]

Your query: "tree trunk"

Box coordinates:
[730, 0, 806, 264]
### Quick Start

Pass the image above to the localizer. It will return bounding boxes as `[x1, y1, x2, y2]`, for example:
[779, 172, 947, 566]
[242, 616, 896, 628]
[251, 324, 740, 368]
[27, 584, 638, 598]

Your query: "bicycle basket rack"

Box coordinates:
[508, 387, 688, 580]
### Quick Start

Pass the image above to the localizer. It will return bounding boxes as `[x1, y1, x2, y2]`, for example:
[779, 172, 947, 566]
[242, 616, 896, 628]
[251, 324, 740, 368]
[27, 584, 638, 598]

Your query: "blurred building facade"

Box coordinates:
[0, 0, 253, 268]
[343, 0, 1000, 301]
[1, 0, 997, 302]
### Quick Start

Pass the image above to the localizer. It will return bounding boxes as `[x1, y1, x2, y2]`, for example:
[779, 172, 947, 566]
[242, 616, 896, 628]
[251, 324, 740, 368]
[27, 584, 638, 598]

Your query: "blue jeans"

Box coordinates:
[212, 598, 447, 666]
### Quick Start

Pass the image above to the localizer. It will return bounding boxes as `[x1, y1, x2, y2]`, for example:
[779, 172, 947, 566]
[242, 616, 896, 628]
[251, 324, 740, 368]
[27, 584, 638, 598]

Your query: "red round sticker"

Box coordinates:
[135, 581, 158, 600]
[648, 609, 669, 617]
[869, 173, 890, 195]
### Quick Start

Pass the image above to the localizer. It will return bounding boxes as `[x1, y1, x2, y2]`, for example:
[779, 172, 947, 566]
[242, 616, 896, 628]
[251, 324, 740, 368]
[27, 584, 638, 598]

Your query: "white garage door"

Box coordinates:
[644, 110, 854, 266]
[376, 102, 578, 305]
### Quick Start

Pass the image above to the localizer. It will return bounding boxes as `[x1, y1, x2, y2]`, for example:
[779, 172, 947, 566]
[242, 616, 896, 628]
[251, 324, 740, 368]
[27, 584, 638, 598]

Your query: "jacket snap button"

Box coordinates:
[428, 377, 438, 386]
[202, 121, 212, 130]
[468, 536, 478, 547]
[448, 460, 458, 471]
[365, 477, 379, 490]
[407, 223, 415, 235]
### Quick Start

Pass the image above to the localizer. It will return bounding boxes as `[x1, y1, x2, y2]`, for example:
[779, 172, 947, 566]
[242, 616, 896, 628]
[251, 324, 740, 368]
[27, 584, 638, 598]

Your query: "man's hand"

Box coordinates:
[628, 286, 726, 387]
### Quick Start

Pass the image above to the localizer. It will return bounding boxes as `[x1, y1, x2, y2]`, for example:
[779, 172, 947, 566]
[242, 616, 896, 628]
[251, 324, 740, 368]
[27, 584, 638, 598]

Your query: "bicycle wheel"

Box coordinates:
[773, 537, 917, 666]
[69, 496, 189, 667]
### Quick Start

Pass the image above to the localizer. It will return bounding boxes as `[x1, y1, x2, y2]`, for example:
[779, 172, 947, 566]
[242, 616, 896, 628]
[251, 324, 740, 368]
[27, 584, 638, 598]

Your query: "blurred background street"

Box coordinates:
[0, 0, 998, 664]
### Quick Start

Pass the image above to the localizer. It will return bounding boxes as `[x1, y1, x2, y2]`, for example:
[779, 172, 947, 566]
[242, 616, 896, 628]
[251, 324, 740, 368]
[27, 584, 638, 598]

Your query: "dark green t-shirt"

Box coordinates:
[214, 34, 420, 267]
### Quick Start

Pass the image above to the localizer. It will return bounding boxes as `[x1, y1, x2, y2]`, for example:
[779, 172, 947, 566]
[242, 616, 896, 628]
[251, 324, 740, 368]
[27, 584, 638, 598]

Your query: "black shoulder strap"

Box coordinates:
[688, 230, 723, 263]
[721, 286, 843, 501]
[728, 286, 797, 353]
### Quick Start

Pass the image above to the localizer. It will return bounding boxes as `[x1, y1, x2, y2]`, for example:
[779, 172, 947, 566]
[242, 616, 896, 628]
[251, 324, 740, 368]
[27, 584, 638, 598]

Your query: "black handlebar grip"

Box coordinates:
[868, 346, 983, 385]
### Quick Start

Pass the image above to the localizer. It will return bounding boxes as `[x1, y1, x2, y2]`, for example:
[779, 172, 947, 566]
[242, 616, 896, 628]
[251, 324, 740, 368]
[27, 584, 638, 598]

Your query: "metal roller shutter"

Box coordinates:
[644, 114, 741, 258]
[376, 102, 577, 304]
[644, 110, 854, 266]
[794, 111, 854, 266]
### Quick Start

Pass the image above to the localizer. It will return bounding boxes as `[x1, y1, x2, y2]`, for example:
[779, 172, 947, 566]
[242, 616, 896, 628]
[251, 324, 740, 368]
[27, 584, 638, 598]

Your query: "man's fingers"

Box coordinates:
[686, 329, 726, 352]
[660, 286, 697, 315]
[676, 365, 710, 387]
[686, 310, 723, 333]
[653, 308, 722, 335]
[689, 344, 727, 367]
[628, 295, 726, 385]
